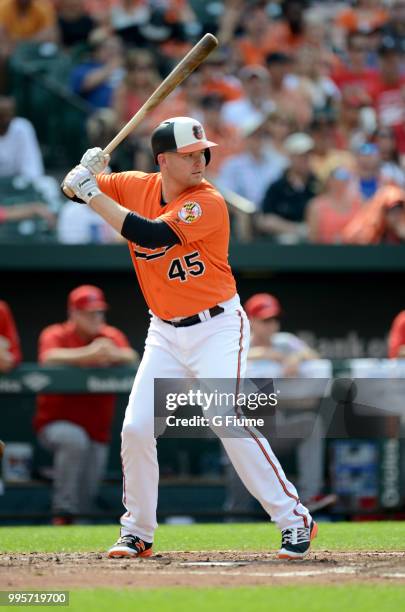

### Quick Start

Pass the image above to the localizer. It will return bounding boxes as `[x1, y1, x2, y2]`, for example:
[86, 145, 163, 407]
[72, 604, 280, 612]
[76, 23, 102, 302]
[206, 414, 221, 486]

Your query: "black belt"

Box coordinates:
[163, 305, 224, 328]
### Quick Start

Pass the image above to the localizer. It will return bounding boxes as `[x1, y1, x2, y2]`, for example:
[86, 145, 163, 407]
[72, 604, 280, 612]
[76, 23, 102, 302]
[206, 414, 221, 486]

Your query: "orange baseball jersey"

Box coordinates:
[96, 172, 237, 319]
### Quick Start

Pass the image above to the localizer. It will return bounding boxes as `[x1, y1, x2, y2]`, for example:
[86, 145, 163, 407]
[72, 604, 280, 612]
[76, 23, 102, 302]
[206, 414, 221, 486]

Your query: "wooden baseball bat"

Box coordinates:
[63, 33, 218, 197]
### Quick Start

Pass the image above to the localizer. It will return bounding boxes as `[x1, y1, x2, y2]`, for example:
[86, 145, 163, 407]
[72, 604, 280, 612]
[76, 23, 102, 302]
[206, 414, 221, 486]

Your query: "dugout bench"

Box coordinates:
[1, 363, 404, 523]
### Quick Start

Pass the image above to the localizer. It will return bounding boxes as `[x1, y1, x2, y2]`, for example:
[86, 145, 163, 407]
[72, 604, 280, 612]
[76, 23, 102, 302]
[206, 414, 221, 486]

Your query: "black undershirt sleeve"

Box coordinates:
[121, 211, 180, 248]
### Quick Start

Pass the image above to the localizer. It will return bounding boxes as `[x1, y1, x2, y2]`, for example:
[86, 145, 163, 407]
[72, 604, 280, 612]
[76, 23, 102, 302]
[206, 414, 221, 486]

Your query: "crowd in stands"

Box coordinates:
[0, 0, 404, 244]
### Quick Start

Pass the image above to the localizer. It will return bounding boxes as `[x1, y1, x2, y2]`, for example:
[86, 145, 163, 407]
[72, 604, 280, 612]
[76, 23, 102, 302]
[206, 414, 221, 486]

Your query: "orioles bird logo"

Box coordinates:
[193, 124, 203, 140]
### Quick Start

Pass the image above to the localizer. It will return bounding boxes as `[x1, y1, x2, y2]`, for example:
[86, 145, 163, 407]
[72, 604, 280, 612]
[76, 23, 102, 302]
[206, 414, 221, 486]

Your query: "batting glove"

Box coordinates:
[80, 147, 110, 175]
[64, 165, 102, 204]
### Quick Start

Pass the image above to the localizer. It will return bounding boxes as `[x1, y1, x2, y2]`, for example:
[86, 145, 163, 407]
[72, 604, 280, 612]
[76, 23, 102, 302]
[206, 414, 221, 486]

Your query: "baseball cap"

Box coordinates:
[151, 117, 217, 164]
[284, 133, 314, 155]
[68, 285, 108, 311]
[244, 293, 282, 319]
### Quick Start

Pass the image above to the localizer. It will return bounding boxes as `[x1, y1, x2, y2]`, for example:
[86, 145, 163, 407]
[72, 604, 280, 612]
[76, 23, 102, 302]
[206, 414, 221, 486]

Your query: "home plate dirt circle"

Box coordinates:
[1, 551, 405, 589]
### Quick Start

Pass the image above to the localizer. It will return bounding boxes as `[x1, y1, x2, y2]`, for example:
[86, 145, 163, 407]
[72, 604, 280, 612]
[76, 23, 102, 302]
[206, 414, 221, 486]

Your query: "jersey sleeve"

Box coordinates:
[158, 192, 226, 245]
[38, 326, 65, 363]
[96, 171, 146, 212]
[104, 326, 131, 348]
[388, 312, 405, 359]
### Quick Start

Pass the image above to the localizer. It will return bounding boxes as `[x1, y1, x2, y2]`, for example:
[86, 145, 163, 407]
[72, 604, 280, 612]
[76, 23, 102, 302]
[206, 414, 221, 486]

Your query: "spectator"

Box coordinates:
[306, 167, 362, 244]
[0, 201, 55, 226]
[199, 94, 242, 181]
[33, 285, 137, 524]
[342, 184, 405, 244]
[388, 310, 405, 359]
[264, 109, 292, 168]
[371, 37, 405, 156]
[83, 0, 117, 24]
[224, 292, 335, 514]
[221, 65, 274, 133]
[0, 0, 57, 47]
[266, 0, 309, 58]
[334, 0, 388, 36]
[292, 46, 341, 116]
[245, 292, 319, 375]
[109, 0, 150, 34]
[112, 49, 160, 127]
[57, 198, 120, 243]
[258, 133, 319, 240]
[354, 142, 381, 201]
[265, 51, 312, 130]
[231, 2, 275, 67]
[338, 87, 374, 150]
[148, 72, 204, 131]
[0, 96, 44, 179]
[309, 113, 356, 183]
[0, 0, 56, 90]
[0, 300, 21, 372]
[216, 116, 287, 209]
[57, 0, 96, 49]
[198, 49, 242, 103]
[380, 0, 405, 52]
[331, 30, 379, 98]
[70, 28, 124, 110]
[374, 126, 405, 187]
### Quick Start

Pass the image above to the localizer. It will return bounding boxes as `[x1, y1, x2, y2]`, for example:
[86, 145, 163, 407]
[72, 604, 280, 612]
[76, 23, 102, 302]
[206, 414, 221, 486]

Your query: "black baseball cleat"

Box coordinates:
[277, 520, 318, 560]
[108, 534, 153, 559]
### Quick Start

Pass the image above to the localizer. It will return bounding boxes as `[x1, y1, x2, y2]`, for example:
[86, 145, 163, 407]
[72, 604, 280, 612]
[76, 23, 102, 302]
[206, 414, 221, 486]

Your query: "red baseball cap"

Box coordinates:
[68, 285, 108, 311]
[244, 293, 282, 320]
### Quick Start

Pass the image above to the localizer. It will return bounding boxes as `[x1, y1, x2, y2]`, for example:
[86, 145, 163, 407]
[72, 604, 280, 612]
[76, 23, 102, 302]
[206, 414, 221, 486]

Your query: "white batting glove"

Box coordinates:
[80, 147, 110, 175]
[64, 165, 102, 204]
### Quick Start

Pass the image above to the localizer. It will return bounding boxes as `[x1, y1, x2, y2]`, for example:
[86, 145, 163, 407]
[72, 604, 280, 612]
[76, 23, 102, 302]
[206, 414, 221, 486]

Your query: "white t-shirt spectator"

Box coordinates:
[221, 98, 275, 132]
[216, 148, 288, 210]
[58, 201, 120, 244]
[0, 118, 44, 179]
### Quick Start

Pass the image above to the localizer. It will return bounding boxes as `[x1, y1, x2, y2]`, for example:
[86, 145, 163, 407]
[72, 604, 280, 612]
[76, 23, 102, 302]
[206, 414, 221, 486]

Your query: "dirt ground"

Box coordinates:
[1, 551, 405, 589]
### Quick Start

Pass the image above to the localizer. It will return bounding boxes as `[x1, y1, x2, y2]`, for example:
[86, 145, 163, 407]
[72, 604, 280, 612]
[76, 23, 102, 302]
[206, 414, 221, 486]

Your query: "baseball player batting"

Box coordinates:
[63, 116, 318, 560]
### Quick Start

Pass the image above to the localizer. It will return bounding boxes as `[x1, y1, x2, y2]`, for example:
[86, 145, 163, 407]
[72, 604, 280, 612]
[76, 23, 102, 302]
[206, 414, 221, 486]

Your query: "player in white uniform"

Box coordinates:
[63, 116, 318, 560]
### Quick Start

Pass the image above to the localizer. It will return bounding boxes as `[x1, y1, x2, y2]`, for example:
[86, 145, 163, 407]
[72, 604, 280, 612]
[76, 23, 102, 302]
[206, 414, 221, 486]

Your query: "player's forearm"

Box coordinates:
[396, 345, 405, 358]
[89, 193, 128, 233]
[247, 346, 285, 362]
[109, 348, 139, 365]
[4, 203, 44, 221]
[89, 193, 179, 248]
[41, 347, 97, 366]
[81, 65, 112, 92]
[295, 347, 320, 361]
[256, 213, 306, 236]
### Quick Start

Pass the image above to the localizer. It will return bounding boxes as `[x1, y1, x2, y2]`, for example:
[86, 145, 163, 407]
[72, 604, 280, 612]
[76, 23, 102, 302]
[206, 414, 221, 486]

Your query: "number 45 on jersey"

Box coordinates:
[168, 251, 205, 282]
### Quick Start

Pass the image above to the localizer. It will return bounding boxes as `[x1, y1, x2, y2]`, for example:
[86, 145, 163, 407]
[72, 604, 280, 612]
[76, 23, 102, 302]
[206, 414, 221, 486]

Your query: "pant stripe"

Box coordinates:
[120, 432, 127, 506]
[235, 310, 308, 528]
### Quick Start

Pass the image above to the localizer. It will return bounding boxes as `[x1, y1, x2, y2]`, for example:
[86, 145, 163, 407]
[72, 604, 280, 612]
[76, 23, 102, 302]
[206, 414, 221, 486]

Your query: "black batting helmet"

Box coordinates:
[151, 116, 217, 166]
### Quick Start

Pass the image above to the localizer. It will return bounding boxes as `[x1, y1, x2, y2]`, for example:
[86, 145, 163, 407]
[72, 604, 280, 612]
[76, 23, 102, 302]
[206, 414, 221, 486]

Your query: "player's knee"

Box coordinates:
[64, 427, 89, 452]
[121, 421, 147, 445]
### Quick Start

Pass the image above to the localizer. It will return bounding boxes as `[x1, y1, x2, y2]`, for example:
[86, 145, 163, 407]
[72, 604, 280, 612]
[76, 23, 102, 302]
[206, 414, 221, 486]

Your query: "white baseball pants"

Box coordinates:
[120, 294, 311, 541]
